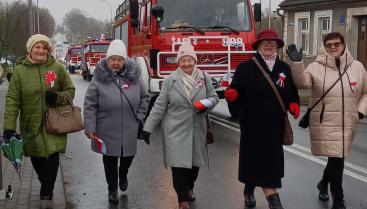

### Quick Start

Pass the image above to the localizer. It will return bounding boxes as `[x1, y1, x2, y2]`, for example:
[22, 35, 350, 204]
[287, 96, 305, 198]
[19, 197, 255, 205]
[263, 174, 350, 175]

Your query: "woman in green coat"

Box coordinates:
[3, 34, 75, 209]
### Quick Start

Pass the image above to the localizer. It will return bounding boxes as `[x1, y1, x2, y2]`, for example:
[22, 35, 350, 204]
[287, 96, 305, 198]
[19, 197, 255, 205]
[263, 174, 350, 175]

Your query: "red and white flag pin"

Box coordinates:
[276, 73, 286, 88]
[44, 71, 57, 88]
[350, 79, 357, 93]
[122, 81, 129, 89]
[195, 80, 203, 88]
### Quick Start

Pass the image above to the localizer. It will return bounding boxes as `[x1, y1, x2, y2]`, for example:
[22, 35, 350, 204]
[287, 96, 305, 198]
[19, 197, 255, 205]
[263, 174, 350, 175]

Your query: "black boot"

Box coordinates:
[331, 194, 346, 209]
[119, 172, 128, 192]
[266, 193, 284, 209]
[317, 180, 329, 201]
[244, 193, 256, 208]
[108, 191, 119, 204]
[119, 178, 128, 192]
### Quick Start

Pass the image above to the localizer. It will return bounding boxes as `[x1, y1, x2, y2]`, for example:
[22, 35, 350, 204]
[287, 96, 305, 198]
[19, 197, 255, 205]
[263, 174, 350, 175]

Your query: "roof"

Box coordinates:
[279, 0, 361, 8]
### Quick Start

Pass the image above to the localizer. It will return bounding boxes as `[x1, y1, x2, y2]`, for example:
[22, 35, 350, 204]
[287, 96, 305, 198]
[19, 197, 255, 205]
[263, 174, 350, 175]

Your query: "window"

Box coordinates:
[313, 10, 332, 55]
[294, 12, 310, 54]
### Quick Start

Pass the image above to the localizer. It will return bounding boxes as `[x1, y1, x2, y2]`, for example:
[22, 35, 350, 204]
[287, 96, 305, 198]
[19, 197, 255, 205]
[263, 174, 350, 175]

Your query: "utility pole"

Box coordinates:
[268, 0, 271, 28]
[37, 0, 40, 34]
[28, 0, 33, 37]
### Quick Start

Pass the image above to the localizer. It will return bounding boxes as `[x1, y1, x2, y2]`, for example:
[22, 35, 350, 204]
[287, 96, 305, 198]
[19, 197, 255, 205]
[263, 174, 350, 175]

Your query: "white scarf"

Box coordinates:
[259, 52, 277, 72]
[179, 68, 197, 97]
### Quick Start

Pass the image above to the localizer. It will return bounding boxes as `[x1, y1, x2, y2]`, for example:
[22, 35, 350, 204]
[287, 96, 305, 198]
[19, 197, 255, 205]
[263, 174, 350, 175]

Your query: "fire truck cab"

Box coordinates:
[80, 39, 111, 80]
[65, 45, 82, 74]
[114, 0, 260, 101]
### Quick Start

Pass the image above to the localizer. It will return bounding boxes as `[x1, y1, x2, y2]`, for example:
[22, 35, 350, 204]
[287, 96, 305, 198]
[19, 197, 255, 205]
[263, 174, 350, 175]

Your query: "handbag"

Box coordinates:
[202, 75, 214, 144]
[205, 113, 214, 144]
[46, 95, 85, 134]
[252, 57, 293, 145]
[298, 65, 349, 128]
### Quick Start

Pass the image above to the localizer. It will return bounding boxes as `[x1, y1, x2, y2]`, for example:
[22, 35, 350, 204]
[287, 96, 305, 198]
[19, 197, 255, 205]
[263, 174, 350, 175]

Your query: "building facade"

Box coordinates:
[279, 0, 367, 67]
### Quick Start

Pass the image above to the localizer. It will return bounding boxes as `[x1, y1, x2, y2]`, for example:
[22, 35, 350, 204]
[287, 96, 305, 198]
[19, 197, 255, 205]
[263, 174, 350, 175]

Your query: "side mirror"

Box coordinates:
[151, 5, 164, 22]
[253, 3, 261, 22]
[130, 0, 139, 27]
[130, 0, 139, 20]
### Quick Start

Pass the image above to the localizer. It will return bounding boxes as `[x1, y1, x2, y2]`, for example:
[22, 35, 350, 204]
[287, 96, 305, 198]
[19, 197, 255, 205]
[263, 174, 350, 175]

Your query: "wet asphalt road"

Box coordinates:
[61, 74, 367, 209]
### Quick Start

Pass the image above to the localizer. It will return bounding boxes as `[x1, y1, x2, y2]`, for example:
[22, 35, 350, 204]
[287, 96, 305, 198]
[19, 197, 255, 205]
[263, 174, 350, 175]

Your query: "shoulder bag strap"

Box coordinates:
[200, 70, 212, 168]
[112, 79, 139, 121]
[307, 64, 350, 112]
[252, 57, 287, 114]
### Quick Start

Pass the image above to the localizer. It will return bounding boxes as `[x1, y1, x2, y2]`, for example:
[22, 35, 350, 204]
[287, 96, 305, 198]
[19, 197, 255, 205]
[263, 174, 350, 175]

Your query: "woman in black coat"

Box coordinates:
[225, 29, 300, 209]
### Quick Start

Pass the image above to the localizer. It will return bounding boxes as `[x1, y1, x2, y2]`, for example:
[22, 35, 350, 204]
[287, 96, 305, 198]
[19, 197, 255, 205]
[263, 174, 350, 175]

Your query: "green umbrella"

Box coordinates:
[1, 135, 24, 179]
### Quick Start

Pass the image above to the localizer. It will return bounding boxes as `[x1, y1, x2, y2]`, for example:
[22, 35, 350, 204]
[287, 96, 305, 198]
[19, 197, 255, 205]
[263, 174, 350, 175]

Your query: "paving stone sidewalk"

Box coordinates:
[0, 81, 66, 209]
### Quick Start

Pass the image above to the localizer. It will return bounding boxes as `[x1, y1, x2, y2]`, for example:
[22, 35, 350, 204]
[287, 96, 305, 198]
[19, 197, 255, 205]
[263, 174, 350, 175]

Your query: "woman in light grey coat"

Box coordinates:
[143, 43, 219, 209]
[83, 40, 150, 204]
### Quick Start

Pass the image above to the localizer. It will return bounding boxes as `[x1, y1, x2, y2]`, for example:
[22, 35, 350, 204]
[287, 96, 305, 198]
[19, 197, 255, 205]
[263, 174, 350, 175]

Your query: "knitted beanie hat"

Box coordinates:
[176, 42, 197, 63]
[26, 34, 52, 53]
[106, 39, 127, 59]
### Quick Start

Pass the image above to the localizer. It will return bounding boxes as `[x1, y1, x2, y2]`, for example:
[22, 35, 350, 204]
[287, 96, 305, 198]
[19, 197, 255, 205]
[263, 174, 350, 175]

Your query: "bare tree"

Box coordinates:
[63, 8, 110, 44]
[0, 1, 56, 61]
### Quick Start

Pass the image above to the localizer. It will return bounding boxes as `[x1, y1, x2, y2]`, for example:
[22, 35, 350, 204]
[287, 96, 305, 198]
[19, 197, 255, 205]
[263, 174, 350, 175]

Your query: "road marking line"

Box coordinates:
[210, 115, 367, 183]
[291, 143, 367, 175]
[285, 146, 367, 183]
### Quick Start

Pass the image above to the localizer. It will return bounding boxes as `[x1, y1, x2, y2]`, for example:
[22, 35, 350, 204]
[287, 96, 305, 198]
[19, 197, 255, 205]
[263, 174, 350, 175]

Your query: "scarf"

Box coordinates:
[27, 55, 47, 65]
[179, 68, 197, 97]
[259, 52, 277, 71]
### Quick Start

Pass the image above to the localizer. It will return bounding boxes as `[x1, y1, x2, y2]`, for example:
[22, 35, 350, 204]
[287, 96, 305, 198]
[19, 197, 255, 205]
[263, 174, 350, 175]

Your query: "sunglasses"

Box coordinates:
[325, 42, 342, 49]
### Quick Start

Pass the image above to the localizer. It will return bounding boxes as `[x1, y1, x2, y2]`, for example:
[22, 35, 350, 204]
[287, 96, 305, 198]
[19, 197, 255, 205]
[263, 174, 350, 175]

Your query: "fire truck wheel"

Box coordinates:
[82, 71, 87, 80]
[69, 66, 75, 74]
[87, 72, 93, 81]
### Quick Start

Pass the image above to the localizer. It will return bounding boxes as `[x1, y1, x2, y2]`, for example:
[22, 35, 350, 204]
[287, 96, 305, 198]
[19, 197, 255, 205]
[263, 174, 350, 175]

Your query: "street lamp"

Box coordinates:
[96, 0, 113, 37]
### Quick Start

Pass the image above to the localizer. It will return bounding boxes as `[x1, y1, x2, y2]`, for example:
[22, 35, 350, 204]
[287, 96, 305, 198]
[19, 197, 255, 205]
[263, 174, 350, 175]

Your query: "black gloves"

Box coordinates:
[3, 129, 17, 140]
[286, 44, 303, 62]
[141, 130, 151, 145]
[45, 91, 58, 106]
[359, 112, 364, 120]
[6, 72, 12, 82]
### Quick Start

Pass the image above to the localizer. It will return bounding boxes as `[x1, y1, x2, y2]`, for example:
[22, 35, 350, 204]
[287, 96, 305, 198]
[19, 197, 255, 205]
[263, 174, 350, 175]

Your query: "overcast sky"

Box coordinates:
[36, 0, 283, 24]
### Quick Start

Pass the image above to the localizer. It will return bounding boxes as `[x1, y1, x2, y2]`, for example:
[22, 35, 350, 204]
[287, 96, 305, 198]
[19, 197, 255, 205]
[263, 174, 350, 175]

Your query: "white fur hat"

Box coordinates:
[176, 42, 197, 63]
[26, 34, 52, 53]
[106, 39, 127, 59]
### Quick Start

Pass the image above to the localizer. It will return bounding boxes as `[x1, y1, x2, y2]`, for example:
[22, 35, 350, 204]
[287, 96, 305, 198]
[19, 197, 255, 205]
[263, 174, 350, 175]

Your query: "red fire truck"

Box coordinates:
[81, 38, 111, 80]
[65, 45, 82, 74]
[114, 0, 260, 100]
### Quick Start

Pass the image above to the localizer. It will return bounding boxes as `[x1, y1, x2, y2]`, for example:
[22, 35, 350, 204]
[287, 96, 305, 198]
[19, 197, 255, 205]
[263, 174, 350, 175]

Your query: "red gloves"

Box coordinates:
[194, 99, 213, 110]
[289, 102, 300, 119]
[224, 89, 239, 102]
[220, 80, 230, 88]
[220, 72, 232, 88]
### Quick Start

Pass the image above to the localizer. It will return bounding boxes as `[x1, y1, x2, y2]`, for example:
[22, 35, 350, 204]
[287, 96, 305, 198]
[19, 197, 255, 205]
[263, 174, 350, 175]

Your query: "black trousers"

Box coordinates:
[322, 157, 345, 198]
[171, 166, 199, 202]
[30, 153, 59, 199]
[103, 152, 134, 193]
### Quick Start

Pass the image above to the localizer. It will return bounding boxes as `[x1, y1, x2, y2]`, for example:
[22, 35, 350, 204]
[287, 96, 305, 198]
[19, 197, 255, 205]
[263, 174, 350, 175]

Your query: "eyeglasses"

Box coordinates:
[325, 42, 342, 49]
[261, 41, 278, 46]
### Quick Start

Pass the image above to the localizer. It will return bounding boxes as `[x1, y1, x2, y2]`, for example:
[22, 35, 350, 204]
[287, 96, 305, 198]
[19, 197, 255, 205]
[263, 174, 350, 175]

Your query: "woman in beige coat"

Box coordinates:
[287, 32, 367, 209]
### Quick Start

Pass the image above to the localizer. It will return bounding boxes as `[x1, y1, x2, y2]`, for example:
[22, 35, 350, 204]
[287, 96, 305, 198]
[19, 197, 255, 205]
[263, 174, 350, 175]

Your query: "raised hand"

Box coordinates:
[286, 44, 303, 62]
